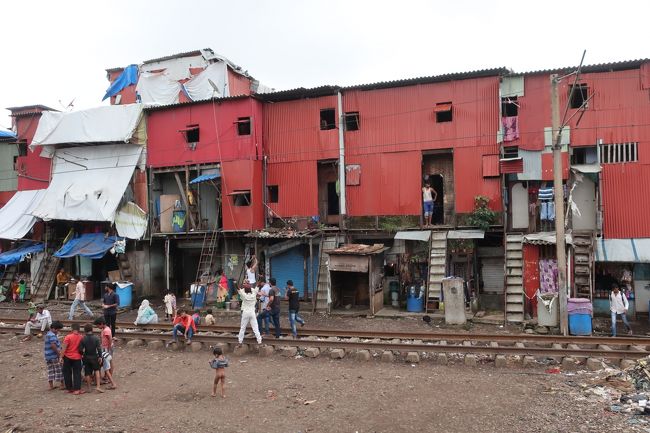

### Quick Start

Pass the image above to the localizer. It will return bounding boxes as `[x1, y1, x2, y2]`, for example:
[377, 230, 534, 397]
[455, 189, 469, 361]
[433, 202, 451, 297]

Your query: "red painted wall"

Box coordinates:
[0, 191, 15, 208]
[523, 243, 540, 317]
[454, 146, 503, 213]
[146, 97, 263, 167]
[228, 68, 252, 96]
[540, 152, 569, 181]
[267, 161, 318, 217]
[221, 159, 264, 231]
[107, 69, 138, 105]
[13, 113, 51, 191]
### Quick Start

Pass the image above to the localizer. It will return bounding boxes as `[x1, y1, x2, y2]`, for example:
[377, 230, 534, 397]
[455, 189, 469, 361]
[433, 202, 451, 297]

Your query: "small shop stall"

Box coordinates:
[328, 244, 386, 314]
[391, 231, 430, 311]
[0, 241, 43, 301]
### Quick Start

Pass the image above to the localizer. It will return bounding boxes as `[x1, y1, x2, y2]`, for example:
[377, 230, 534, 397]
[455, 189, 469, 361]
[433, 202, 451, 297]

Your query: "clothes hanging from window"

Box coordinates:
[539, 259, 558, 294]
[501, 116, 519, 142]
[538, 188, 554, 201]
[540, 202, 555, 221]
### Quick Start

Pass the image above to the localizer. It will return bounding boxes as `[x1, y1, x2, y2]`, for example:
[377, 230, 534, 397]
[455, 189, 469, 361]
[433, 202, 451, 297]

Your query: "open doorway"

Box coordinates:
[318, 161, 340, 225]
[422, 152, 453, 225]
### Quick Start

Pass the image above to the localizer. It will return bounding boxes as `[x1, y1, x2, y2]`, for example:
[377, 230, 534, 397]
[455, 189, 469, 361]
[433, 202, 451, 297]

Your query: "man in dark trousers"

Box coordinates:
[102, 284, 120, 338]
[267, 278, 282, 339]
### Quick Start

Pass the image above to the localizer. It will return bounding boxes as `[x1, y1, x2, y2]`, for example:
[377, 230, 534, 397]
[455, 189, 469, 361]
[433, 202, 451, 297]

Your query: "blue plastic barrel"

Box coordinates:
[406, 294, 424, 312]
[172, 210, 187, 232]
[116, 283, 133, 308]
[568, 313, 592, 336]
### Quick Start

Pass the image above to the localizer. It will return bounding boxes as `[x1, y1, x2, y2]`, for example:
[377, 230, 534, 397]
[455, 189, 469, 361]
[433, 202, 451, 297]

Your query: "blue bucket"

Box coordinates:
[569, 313, 592, 336]
[406, 294, 424, 312]
[115, 283, 133, 308]
[172, 210, 187, 232]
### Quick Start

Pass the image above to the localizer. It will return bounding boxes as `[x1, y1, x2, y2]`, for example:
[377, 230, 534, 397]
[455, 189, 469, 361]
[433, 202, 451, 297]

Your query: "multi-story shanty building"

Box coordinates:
[0, 50, 648, 324]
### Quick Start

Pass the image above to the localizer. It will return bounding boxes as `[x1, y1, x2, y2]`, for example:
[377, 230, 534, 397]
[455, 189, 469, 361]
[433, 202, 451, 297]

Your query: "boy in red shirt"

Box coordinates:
[60, 323, 84, 395]
[167, 309, 196, 346]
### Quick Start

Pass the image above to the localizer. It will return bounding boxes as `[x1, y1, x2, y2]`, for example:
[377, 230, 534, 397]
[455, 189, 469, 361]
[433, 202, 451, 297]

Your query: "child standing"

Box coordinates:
[79, 323, 104, 393]
[209, 347, 228, 398]
[204, 308, 216, 325]
[18, 279, 27, 303]
[163, 290, 176, 321]
[44, 321, 64, 390]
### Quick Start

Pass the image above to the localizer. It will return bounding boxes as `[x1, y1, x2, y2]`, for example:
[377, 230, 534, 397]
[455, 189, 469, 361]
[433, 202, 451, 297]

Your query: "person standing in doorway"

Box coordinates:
[267, 278, 282, 339]
[610, 284, 633, 336]
[68, 277, 94, 320]
[422, 182, 438, 227]
[236, 281, 262, 346]
[102, 283, 120, 338]
[285, 280, 305, 339]
[246, 256, 258, 285]
[60, 323, 84, 395]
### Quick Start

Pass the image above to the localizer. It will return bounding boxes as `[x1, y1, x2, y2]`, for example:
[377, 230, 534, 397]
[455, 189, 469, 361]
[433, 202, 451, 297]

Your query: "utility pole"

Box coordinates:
[550, 74, 569, 336]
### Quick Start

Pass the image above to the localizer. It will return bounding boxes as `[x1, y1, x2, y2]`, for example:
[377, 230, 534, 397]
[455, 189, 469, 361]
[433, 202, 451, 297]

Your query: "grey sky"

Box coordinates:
[2, 0, 647, 128]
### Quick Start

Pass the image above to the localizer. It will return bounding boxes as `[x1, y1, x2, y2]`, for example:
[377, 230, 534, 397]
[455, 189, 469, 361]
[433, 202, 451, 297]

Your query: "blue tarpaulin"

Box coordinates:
[0, 242, 44, 265]
[54, 233, 122, 259]
[189, 171, 221, 184]
[0, 130, 16, 139]
[102, 65, 139, 101]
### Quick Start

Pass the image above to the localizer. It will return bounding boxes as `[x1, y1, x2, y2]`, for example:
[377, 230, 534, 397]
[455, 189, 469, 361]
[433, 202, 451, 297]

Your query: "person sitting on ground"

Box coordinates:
[134, 299, 159, 325]
[79, 323, 104, 393]
[44, 321, 64, 391]
[204, 308, 216, 325]
[23, 305, 52, 341]
[209, 346, 228, 398]
[168, 309, 196, 346]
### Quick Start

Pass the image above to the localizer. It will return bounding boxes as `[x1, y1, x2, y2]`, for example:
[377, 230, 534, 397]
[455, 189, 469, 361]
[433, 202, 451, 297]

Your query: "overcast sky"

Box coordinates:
[2, 0, 648, 129]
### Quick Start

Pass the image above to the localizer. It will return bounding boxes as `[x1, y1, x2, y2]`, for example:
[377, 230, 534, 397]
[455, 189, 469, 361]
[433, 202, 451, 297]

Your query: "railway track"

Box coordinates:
[2, 317, 649, 360]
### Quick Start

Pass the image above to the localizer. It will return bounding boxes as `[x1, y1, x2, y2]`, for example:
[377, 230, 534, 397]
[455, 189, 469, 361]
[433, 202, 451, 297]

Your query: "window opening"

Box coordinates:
[267, 185, 279, 203]
[237, 117, 251, 135]
[502, 146, 519, 159]
[435, 102, 453, 123]
[501, 97, 519, 116]
[17, 142, 28, 157]
[232, 191, 251, 206]
[344, 112, 360, 131]
[320, 108, 336, 130]
[571, 146, 598, 165]
[183, 124, 200, 143]
[600, 142, 638, 164]
[327, 182, 340, 215]
[569, 84, 589, 109]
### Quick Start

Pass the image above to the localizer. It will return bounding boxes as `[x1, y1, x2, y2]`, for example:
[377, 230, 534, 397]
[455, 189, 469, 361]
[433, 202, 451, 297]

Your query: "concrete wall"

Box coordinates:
[0, 144, 18, 191]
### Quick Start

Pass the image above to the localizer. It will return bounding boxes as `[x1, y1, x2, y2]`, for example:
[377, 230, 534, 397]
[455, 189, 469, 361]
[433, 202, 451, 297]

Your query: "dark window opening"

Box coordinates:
[435, 102, 453, 123]
[327, 182, 340, 215]
[237, 117, 251, 135]
[501, 97, 518, 116]
[13, 156, 18, 169]
[503, 146, 519, 159]
[17, 142, 28, 157]
[232, 191, 251, 207]
[569, 84, 589, 109]
[571, 146, 598, 165]
[183, 125, 200, 143]
[344, 112, 360, 131]
[267, 185, 279, 203]
[320, 108, 336, 130]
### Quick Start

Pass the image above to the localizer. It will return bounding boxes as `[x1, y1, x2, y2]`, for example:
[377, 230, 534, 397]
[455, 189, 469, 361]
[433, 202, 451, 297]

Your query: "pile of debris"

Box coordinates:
[588, 357, 650, 416]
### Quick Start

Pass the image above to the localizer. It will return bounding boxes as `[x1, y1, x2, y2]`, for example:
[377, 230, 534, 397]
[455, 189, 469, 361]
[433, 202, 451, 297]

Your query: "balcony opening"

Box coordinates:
[231, 190, 251, 207]
[344, 112, 360, 131]
[434, 102, 453, 123]
[320, 108, 336, 130]
[182, 124, 200, 143]
[267, 185, 279, 203]
[237, 117, 251, 136]
[501, 97, 518, 116]
[569, 84, 589, 109]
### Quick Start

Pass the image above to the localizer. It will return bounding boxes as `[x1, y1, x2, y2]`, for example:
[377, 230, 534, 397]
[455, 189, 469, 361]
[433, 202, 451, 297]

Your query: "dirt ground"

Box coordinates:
[0, 329, 647, 433]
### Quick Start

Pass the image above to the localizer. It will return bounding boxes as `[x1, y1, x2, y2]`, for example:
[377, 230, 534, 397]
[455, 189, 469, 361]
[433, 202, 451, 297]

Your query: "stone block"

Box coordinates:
[620, 359, 637, 369]
[522, 356, 536, 367]
[355, 350, 371, 362]
[233, 344, 249, 356]
[190, 342, 203, 352]
[304, 347, 320, 358]
[213, 342, 229, 354]
[126, 339, 144, 348]
[330, 348, 346, 359]
[405, 352, 420, 363]
[586, 358, 605, 371]
[281, 346, 297, 357]
[464, 354, 477, 367]
[494, 355, 507, 368]
[148, 340, 164, 350]
[561, 357, 578, 370]
[258, 345, 274, 357]
[436, 353, 448, 365]
[381, 351, 394, 363]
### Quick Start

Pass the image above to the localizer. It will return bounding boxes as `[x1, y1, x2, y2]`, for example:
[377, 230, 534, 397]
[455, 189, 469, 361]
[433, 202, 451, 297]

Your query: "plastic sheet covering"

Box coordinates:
[0, 242, 44, 265]
[30, 144, 143, 222]
[0, 190, 46, 240]
[53, 233, 121, 259]
[136, 71, 181, 105]
[103, 65, 139, 101]
[183, 61, 229, 101]
[596, 238, 650, 262]
[31, 104, 143, 147]
[394, 231, 431, 242]
[115, 202, 147, 239]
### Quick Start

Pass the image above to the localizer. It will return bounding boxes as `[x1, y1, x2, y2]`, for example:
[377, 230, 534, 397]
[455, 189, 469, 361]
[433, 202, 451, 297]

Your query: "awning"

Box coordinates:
[115, 202, 147, 240]
[433, 103, 452, 112]
[31, 104, 144, 146]
[523, 232, 573, 245]
[189, 171, 221, 184]
[572, 164, 602, 174]
[0, 190, 46, 240]
[0, 129, 16, 139]
[394, 231, 431, 242]
[595, 238, 650, 263]
[0, 242, 44, 266]
[30, 144, 143, 222]
[447, 230, 485, 239]
[53, 233, 122, 259]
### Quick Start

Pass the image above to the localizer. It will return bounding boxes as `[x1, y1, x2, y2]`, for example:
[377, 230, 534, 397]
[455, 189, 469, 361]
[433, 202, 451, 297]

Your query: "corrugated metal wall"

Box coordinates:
[267, 161, 318, 217]
[454, 146, 503, 212]
[270, 245, 319, 297]
[602, 163, 650, 238]
[221, 159, 264, 231]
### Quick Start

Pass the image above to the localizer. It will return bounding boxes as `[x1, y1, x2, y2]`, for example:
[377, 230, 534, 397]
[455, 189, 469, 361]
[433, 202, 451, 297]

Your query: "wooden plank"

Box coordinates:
[329, 255, 369, 272]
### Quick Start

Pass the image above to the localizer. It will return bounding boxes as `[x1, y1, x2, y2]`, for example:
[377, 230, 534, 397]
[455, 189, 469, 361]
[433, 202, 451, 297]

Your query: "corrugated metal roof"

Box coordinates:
[6, 105, 57, 116]
[511, 58, 649, 76]
[143, 94, 254, 112]
[257, 85, 340, 102]
[330, 243, 385, 255]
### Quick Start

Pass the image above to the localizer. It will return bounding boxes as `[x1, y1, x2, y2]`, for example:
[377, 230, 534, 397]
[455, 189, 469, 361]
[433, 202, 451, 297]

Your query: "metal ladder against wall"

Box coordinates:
[0, 264, 18, 291]
[505, 233, 525, 323]
[195, 228, 220, 284]
[427, 230, 448, 303]
[314, 235, 340, 313]
[572, 230, 594, 299]
[34, 255, 61, 302]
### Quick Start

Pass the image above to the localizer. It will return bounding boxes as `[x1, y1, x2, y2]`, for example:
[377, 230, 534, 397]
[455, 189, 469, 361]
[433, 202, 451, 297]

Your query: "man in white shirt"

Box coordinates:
[246, 256, 258, 285]
[237, 281, 262, 345]
[610, 284, 632, 337]
[256, 277, 271, 335]
[68, 277, 94, 320]
[23, 305, 52, 340]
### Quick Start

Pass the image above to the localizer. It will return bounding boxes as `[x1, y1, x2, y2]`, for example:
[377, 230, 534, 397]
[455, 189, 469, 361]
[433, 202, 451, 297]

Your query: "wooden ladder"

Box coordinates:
[195, 224, 220, 285]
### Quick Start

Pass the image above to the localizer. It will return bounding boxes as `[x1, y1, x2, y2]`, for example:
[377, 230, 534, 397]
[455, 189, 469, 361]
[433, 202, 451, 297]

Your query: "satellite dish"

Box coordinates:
[207, 79, 221, 97]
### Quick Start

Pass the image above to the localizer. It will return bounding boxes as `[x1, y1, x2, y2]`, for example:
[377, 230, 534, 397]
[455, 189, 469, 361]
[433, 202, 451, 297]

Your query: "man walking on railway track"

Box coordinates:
[610, 284, 633, 337]
[102, 283, 119, 338]
[285, 280, 305, 339]
[68, 277, 94, 320]
[268, 278, 282, 339]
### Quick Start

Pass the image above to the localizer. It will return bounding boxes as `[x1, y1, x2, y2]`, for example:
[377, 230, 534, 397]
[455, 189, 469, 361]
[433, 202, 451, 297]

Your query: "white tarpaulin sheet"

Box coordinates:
[31, 104, 143, 147]
[115, 202, 147, 239]
[447, 230, 485, 239]
[136, 72, 181, 106]
[183, 61, 229, 100]
[394, 231, 431, 242]
[595, 238, 650, 263]
[523, 232, 573, 245]
[30, 144, 143, 222]
[0, 190, 46, 240]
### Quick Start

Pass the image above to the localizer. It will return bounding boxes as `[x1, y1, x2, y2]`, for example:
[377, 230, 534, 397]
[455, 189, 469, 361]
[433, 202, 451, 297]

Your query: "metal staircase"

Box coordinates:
[427, 230, 448, 304]
[314, 235, 340, 312]
[0, 264, 18, 291]
[195, 225, 220, 284]
[505, 233, 525, 323]
[33, 254, 61, 302]
[572, 231, 594, 299]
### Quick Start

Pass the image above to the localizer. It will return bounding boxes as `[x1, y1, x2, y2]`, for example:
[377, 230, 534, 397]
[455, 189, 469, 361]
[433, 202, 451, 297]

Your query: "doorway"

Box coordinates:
[422, 152, 454, 225]
[318, 161, 340, 225]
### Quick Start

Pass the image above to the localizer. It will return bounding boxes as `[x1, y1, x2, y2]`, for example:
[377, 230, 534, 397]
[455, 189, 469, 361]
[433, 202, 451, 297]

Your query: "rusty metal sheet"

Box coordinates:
[482, 154, 500, 177]
[329, 254, 369, 272]
[330, 243, 385, 255]
[345, 164, 361, 186]
[500, 158, 524, 174]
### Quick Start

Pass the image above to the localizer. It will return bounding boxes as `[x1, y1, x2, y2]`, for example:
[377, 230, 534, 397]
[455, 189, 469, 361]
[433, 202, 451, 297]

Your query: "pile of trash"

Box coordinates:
[589, 357, 650, 416]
